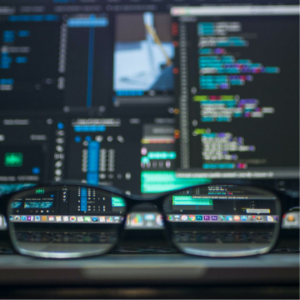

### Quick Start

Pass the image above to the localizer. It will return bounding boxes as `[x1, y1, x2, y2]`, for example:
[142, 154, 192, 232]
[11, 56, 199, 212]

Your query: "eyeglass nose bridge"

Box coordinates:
[117, 196, 177, 251]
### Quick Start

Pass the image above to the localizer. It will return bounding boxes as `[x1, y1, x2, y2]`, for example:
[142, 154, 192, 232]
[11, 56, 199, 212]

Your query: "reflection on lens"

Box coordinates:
[164, 185, 280, 257]
[8, 185, 126, 258]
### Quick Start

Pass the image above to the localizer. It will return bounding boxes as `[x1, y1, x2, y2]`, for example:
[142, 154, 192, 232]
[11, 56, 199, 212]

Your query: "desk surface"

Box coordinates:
[0, 253, 298, 286]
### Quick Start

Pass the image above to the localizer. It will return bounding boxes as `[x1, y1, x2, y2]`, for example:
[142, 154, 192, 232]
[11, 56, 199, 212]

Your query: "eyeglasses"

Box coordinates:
[0, 183, 281, 259]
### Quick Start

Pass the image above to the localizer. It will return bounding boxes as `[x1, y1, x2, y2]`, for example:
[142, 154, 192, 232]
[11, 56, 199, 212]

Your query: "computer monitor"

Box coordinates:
[0, 0, 298, 231]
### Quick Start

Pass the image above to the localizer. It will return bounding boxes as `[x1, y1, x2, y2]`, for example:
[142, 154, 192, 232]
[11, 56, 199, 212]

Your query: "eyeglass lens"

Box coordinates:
[8, 185, 127, 258]
[163, 185, 280, 257]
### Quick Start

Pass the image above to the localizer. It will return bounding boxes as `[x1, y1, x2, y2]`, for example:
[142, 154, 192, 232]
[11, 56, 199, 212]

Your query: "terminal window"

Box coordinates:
[172, 6, 299, 179]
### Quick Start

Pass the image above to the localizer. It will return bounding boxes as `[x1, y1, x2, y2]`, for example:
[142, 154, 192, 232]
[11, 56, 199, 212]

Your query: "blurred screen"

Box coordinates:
[0, 0, 298, 222]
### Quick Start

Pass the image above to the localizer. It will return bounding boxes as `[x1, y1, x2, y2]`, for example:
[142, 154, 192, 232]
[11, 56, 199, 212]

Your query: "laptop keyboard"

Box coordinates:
[12, 230, 274, 244]
[0, 230, 298, 254]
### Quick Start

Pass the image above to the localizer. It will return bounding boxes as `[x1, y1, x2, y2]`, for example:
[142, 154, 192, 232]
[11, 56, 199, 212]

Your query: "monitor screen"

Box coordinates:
[0, 0, 298, 231]
[172, 5, 299, 179]
[0, 0, 222, 196]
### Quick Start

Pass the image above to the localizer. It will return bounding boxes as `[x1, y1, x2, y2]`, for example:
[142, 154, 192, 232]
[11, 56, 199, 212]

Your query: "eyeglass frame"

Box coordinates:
[0, 181, 283, 259]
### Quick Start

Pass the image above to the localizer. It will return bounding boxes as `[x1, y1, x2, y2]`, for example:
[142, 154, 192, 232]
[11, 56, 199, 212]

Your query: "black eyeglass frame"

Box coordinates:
[0, 181, 282, 259]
